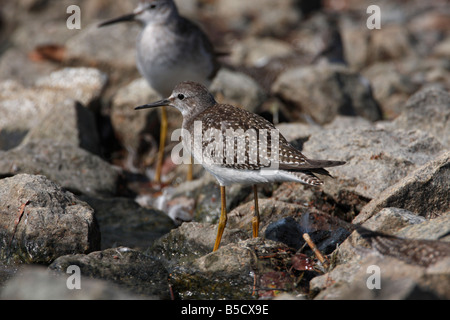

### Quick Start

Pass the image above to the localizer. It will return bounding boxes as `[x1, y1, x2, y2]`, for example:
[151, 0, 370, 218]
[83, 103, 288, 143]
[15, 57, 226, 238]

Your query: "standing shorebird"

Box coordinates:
[136, 81, 346, 252]
[99, 0, 220, 183]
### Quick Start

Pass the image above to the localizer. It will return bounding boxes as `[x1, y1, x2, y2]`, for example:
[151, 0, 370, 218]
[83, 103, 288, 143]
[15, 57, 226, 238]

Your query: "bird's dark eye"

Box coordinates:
[149, 4, 156, 9]
[178, 94, 185, 100]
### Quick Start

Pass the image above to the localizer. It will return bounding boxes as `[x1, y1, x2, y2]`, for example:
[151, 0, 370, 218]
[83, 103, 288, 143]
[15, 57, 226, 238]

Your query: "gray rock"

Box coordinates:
[324, 115, 374, 131]
[64, 22, 139, 80]
[399, 56, 450, 91]
[229, 37, 294, 68]
[0, 48, 59, 87]
[368, 25, 414, 63]
[312, 255, 450, 300]
[276, 116, 373, 157]
[407, 9, 450, 57]
[272, 181, 323, 206]
[355, 150, 449, 224]
[110, 78, 166, 171]
[0, 141, 119, 197]
[276, 122, 323, 144]
[149, 193, 353, 298]
[361, 208, 426, 235]
[210, 68, 267, 114]
[0, 80, 51, 150]
[396, 214, 450, 241]
[78, 196, 175, 250]
[391, 86, 450, 148]
[49, 247, 169, 299]
[34, 67, 107, 108]
[213, 0, 301, 36]
[169, 240, 256, 300]
[0, 266, 142, 300]
[22, 99, 101, 155]
[362, 61, 419, 119]
[0, 174, 100, 264]
[173, 0, 201, 19]
[340, 25, 370, 70]
[0, 1, 138, 83]
[301, 125, 445, 202]
[151, 222, 248, 268]
[168, 238, 299, 300]
[0, 68, 107, 151]
[336, 211, 450, 267]
[0, 0, 447, 302]
[272, 64, 382, 124]
[356, 227, 450, 268]
[237, 55, 313, 95]
[341, 23, 414, 70]
[312, 213, 450, 300]
[2, 1, 137, 44]
[433, 36, 450, 58]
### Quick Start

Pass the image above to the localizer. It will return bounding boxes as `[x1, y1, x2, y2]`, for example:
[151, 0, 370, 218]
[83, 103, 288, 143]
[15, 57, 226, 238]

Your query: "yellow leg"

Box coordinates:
[252, 185, 260, 238]
[187, 159, 193, 181]
[213, 186, 227, 252]
[155, 107, 168, 184]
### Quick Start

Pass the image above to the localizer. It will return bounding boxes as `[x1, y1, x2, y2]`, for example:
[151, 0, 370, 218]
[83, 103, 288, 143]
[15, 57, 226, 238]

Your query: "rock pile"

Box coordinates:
[0, 0, 448, 300]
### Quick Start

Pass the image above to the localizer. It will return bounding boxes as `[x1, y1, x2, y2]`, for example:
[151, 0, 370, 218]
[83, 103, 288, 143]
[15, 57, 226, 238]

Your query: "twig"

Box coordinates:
[303, 233, 328, 267]
[9, 200, 30, 246]
[168, 277, 175, 301]
[252, 272, 258, 297]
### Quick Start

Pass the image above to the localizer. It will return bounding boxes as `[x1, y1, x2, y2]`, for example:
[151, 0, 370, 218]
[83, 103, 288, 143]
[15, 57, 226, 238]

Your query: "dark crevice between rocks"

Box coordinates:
[316, 190, 371, 222]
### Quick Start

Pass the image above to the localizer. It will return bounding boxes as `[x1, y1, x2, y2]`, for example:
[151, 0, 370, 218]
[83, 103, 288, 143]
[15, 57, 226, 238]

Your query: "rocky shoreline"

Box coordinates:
[0, 0, 449, 299]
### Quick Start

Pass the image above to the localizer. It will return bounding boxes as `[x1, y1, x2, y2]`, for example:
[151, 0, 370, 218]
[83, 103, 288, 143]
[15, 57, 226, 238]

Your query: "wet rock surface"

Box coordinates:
[0, 0, 449, 300]
[49, 247, 169, 299]
[79, 195, 175, 250]
[0, 174, 100, 264]
[0, 265, 144, 300]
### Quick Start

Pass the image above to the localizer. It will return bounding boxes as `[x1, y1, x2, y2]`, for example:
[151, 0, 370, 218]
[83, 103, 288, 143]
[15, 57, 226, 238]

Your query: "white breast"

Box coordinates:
[136, 25, 214, 96]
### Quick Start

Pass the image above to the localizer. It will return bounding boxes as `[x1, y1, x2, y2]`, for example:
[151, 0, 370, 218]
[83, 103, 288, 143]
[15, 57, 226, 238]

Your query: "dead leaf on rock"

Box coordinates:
[291, 253, 314, 271]
[29, 44, 66, 63]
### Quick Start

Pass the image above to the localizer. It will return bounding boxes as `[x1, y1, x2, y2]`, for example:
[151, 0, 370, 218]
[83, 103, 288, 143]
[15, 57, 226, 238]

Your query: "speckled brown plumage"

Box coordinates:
[138, 81, 345, 186]
[136, 81, 346, 252]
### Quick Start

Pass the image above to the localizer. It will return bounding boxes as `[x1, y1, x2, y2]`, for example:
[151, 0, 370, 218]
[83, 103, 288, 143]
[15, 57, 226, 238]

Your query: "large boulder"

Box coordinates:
[0, 68, 107, 151]
[0, 266, 142, 300]
[109, 78, 164, 172]
[390, 86, 450, 149]
[0, 174, 101, 264]
[301, 123, 444, 202]
[78, 195, 176, 250]
[0, 141, 119, 197]
[22, 99, 101, 156]
[49, 247, 170, 299]
[272, 64, 382, 124]
[355, 150, 450, 223]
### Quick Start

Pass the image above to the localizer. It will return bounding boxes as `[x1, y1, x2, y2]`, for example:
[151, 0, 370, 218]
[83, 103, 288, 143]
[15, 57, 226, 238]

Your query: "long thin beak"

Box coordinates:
[98, 13, 136, 28]
[135, 99, 171, 110]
